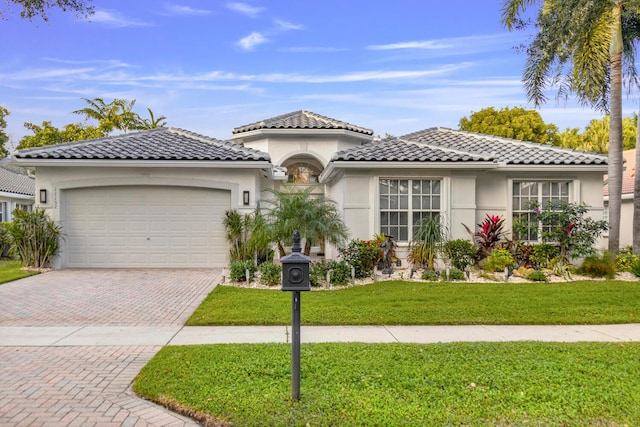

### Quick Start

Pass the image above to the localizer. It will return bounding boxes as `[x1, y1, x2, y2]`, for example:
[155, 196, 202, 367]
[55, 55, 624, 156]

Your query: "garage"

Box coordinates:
[62, 186, 230, 268]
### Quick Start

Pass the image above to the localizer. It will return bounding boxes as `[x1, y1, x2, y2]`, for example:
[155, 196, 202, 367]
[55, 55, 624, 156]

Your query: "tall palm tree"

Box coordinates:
[137, 107, 168, 129]
[261, 186, 349, 257]
[73, 97, 139, 133]
[502, 0, 640, 255]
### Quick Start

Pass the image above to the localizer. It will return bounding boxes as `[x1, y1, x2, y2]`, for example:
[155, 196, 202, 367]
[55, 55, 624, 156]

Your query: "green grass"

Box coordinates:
[134, 342, 640, 426]
[0, 260, 38, 284]
[187, 280, 640, 326]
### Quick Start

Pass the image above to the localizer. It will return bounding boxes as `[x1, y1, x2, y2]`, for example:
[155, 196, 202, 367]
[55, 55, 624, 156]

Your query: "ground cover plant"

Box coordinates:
[187, 280, 640, 326]
[134, 342, 640, 426]
[0, 260, 38, 284]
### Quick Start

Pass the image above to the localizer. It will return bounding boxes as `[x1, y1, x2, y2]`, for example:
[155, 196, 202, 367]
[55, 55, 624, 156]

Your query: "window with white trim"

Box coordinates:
[0, 202, 6, 222]
[512, 181, 570, 241]
[379, 178, 441, 242]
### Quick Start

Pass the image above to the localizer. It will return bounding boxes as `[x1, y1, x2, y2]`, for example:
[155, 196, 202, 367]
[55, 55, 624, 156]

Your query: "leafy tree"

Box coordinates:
[0, 0, 93, 21]
[260, 186, 349, 257]
[17, 121, 106, 149]
[502, 0, 640, 255]
[0, 106, 10, 159]
[459, 106, 559, 144]
[555, 127, 585, 150]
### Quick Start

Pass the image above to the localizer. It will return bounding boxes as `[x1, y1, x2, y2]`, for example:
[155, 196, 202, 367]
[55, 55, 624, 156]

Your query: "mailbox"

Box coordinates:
[281, 231, 311, 292]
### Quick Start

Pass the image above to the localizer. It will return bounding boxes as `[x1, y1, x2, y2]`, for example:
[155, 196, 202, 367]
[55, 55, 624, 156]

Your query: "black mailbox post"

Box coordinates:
[281, 230, 310, 401]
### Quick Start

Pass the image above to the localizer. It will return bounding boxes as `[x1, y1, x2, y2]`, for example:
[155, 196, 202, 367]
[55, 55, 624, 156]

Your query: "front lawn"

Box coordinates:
[134, 341, 640, 426]
[0, 260, 38, 284]
[187, 280, 640, 326]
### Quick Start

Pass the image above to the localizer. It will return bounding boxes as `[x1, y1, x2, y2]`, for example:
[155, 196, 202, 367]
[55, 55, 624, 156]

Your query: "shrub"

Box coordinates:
[341, 239, 382, 278]
[530, 243, 560, 269]
[615, 246, 639, 272]
[468, 214, 505, 258]
[310, 261, 330, 287]
[526, 270, 548, 282]
[326, 260, 351, 286]
[484, 249, 516, 272]
[421, 269, 440, 281]
[8, 208, 61, 268]
[408, 216, 447, 270]
[577, 253, 616, 279]
[631, 258, 640, 278]
[258, 262, 281, 286]
[443, 239, 477, 271]
[448, 268, 466, 281]
[229, 260, 256, 282]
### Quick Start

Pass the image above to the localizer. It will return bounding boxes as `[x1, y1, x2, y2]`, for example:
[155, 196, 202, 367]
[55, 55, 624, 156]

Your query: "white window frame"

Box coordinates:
[511, 180, 572, 242]
[378, 178, 443, 243]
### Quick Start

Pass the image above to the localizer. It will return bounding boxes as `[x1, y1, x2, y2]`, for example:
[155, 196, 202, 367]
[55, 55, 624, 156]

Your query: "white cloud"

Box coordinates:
[89, 10, 153, 27]
[164, 4, 212, 16]
[227, 2, 264, 18]
[367, 40, 452, 50]
[237, 32, 269, 50]
[281, 46, 349, 53]
[274, 19, 303, 31]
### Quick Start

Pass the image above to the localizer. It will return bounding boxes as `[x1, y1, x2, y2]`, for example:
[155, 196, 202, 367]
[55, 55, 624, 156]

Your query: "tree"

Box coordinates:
[138, 107, 168, 129]
[73, 97, 139, 133]
[17, 121, 106, 149]
[502, 0, 640, 255]
[260, 186, 349, 257]
[459, 106, 559, 144]
[635, 116, 640, 253]
[0, 106, 10, 159]
[1, 0, 93, 21]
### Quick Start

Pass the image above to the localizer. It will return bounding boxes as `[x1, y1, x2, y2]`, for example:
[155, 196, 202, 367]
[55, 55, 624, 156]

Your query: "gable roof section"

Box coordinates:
[0, 165, 34, 196]
[14, 127, 270, 161]
[232, 110, 374, 135]
[333, 137, 493, 162]
[400, 127, 608, 166]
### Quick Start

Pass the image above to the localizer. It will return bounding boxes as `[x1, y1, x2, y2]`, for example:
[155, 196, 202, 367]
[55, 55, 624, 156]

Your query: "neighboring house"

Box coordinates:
[603, 148, 636, 248]
[13, 110, 608, 269]
[0, 164, 35, 222]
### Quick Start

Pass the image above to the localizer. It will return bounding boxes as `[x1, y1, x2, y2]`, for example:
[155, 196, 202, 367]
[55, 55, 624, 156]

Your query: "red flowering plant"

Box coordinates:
[525, 200, 608, 266]
[340, 239, 383, 278]
[473, 214, 506, 258]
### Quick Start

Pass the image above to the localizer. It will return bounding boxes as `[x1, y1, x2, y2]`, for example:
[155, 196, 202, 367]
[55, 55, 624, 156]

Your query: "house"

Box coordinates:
[13, 110, 608, 269]
[0, 164, 35, 222]
[603, 148, 636, 248]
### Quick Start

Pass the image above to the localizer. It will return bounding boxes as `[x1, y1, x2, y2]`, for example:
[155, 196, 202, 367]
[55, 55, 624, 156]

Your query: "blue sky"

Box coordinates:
[1, 0, 636, 148]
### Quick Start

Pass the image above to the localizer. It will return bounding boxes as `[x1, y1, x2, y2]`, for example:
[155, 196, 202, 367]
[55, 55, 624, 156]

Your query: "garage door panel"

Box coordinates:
[63, 186, 230, 268]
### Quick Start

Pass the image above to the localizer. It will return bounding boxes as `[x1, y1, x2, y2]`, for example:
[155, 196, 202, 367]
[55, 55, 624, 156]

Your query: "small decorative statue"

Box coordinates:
[380, 235, 396, 274]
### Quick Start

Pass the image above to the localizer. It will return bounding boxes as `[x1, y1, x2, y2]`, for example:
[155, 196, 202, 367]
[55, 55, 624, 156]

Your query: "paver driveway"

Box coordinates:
[0, 269, 220, 426]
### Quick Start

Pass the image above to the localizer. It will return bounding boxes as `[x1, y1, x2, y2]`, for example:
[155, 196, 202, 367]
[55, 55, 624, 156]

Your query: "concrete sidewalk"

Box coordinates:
[2, 323, 640, 347]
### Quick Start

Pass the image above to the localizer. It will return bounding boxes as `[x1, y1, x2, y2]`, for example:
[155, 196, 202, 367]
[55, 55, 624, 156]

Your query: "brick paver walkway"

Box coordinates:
[0, 269, 220, 426]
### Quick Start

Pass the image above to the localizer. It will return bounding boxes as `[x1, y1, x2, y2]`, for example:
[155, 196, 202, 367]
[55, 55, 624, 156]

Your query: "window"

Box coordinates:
[512, 181, 570, 241]
[16, 203, 32, 213]
[379, 178, 441, 242]
[285, 162, 322, 184]
[0, 202, 5, 222]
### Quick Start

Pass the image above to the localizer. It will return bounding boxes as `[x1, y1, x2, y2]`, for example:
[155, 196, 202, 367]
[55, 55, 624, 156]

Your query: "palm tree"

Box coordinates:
[502, 0, 640, 255]
[260, 186, 349, 257]
[73, 97, 139, 133]
[137, 107, 168, 129]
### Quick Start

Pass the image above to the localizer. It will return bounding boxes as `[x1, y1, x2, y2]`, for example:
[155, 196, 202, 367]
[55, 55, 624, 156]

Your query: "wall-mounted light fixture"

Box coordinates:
[39, 189, 47, 204]
[243, 190, 250, 205]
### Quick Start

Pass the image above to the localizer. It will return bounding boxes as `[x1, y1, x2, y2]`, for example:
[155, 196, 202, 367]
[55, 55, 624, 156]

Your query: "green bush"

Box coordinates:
[229, 260, 256, 282]
[421, 270, 440, 281]
[341, 239, 382, 278]
[310, 261, 330, 287]
[526, 270, 548, 282]
[484, 249, 516, 272]
[448, 268, 466, 281]
[530, 243, 559, 269]
[615, 246, 639, 272]
[577, 253, 616, 279]
[8, 208, 61, 268]
[443, 239, 477, 270]
[326, 260, 352, 286]
[631, 258, 640, 278]
[258, 262, 281, 286]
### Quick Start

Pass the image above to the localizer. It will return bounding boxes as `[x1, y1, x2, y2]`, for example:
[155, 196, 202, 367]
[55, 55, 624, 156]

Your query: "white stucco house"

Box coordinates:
[0, 165, 34, 222]
[13, 110, 609, 269]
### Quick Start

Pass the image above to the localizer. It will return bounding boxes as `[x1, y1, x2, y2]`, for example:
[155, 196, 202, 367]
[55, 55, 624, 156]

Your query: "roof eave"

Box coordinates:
[231, 128, 373, 141]
[496, 164, 609, 172]
[12, 158, 273, 168]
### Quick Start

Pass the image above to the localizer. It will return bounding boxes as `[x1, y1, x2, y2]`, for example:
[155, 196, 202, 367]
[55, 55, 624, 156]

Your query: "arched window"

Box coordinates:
[283, 159, 323, 184]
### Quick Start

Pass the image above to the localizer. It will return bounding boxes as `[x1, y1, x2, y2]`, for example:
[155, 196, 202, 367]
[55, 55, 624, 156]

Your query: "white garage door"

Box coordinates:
[63, 186, 230, 268]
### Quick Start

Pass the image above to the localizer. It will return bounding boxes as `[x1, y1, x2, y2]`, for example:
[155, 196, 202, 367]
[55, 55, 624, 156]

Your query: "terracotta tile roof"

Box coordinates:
[603, 148, 635, 197]
[333, 137, 493, 162]
[0, 165, 34, 196]
[14, 128, 270, 161]
[232, 110, 373, 135]
[401, 128, 608, 165]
